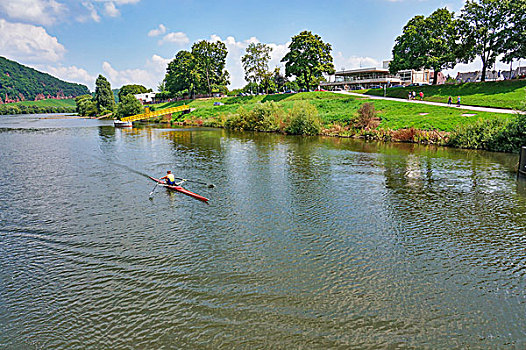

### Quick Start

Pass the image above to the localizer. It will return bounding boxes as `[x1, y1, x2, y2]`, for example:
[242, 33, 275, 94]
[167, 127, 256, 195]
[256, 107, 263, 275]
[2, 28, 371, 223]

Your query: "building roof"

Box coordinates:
[335, 67, 390, 75]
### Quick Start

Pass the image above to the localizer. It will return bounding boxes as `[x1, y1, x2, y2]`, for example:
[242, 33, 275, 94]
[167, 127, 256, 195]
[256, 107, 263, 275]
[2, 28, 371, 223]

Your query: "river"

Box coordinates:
[1, 114, 525, 349]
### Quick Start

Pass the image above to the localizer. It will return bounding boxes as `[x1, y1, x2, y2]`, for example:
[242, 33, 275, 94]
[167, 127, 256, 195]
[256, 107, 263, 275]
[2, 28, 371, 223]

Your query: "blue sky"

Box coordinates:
[0, 0, 517, 91]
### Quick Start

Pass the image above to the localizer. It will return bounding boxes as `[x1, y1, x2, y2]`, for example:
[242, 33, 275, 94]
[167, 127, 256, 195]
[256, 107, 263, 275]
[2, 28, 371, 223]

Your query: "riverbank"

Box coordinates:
[153, 91, 513, 130]
[0, 98, 76, 115]
[147, 91, 519, 149]
[355, 79, 526, 110]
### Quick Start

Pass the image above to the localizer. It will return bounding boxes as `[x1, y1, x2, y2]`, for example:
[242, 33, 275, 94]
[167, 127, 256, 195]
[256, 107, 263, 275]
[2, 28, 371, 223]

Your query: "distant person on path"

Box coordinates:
[419, 92, 424, 100]
[408, 92, 412, 100]
[412, 91, 416, 100]
[160, 170, 176, 185]
[448, 96, 452, 105]
[457, 96, 461, 107]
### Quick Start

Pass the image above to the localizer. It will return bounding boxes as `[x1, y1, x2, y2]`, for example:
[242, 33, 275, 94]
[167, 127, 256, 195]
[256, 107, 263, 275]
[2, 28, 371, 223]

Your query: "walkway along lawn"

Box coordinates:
[357, 79, 526, 111]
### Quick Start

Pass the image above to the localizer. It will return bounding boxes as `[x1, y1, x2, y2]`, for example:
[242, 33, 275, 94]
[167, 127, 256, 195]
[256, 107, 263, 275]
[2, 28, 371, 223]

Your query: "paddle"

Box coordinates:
[175, 177, 215, 188]
[149, 181, 159, 199]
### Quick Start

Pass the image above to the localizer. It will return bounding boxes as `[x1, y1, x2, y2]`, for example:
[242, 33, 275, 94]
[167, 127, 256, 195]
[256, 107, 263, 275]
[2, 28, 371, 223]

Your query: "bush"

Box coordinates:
[225, 102, 283, 132]
[354, 102, 378, 129]
[285, 101, 321, 135]
[448, 117, 510, 150]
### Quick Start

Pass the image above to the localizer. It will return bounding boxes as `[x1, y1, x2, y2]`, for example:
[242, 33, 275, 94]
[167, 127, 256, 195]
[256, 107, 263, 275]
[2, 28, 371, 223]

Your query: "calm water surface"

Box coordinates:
[1, 114, 525, 349]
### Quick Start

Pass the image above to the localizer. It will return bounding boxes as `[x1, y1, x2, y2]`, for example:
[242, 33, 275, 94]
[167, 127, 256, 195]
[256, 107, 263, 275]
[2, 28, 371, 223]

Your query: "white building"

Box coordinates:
[134, 92, 156, 104]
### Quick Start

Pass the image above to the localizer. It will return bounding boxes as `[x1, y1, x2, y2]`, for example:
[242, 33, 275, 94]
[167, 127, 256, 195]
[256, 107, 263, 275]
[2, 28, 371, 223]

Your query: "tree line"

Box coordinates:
[390, 0, 526, 83]
[76, 75, 147, 119]
[162, 31, 335, 98]
[161, 0, 525, 96]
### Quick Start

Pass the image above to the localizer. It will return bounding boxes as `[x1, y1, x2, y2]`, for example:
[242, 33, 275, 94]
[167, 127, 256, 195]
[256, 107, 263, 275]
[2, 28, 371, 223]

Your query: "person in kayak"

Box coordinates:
[160, 170, 176, 185]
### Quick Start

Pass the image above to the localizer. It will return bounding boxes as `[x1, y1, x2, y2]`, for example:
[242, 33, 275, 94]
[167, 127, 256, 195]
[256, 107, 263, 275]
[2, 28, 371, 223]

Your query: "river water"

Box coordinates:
[1, 114, 525, 349]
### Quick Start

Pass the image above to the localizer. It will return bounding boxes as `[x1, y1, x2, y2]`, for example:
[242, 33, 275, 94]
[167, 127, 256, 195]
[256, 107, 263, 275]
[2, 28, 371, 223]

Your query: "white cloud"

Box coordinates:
[104, 2, 120, 17]
[148, 24, 166, 37]
[159, 32, 190, 45]
[0, 0, 66, 26]
[102, 57, 167, 90]
[0, 19, 66, 62]
[109, 0, 140, 4]
[147, 54, 171, 73]
[76, 0, 139, 22]
[333, 52, 381, 71]
[79, 1, 101, 22]
[37, 64, 96, 89]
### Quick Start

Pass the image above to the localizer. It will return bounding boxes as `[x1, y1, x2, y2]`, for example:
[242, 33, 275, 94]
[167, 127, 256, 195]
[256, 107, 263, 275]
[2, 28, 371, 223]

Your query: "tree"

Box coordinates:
[118, 84, 150, 102]
[458, 0, 510, 82]
[191, 40, 230, 95]
[501, 0, 526, 63]
[115, 94, 143, 120]
[165, 50, 200, 98]
[242, 43, 272, 91]
[94, 74, 115, 112]
[281, 31, 335, 92]
[75, 94, 97, 116]
[260, 70, 276, 94]
[272, 68, 287, 92]
[390, 8, 460, 85]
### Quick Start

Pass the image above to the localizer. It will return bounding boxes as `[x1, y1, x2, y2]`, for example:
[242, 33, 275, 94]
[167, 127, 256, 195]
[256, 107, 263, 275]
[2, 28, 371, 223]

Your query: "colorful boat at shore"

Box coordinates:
[148, 176, 210, 202]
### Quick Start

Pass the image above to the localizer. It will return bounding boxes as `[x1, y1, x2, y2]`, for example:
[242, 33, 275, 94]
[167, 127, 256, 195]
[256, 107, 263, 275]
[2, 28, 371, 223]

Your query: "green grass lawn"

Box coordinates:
[361, 79, 526, 110]
[10, 99, 76, 107]
[149, 92, 514, 132]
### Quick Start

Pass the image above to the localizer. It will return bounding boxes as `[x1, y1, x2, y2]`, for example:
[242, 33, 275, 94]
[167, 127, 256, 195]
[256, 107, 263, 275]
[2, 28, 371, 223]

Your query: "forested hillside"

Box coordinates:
[0, 57, 90, 103]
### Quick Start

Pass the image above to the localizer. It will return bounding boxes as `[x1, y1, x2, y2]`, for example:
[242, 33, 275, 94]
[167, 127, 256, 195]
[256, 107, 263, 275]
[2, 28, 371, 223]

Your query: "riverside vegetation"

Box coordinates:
[0, 99, 76, 115]
[145, 91, 526, 152]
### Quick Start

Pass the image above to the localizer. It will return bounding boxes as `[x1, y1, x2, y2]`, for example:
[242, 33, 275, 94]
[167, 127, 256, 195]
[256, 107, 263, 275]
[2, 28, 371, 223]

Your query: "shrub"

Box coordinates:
[224, 107, 249, 130]
[285, 101, 321, 135]
[392, 128, 417, 142]
[248, 101, 283, 131]
[354, 102, 378, 128]
[224, 102, 283, 132]
[448, 118, 510, 150]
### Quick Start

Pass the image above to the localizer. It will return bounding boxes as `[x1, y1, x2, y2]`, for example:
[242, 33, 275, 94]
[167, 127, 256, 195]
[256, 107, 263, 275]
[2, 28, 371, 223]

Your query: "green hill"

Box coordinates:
[0, 56, 90, 103]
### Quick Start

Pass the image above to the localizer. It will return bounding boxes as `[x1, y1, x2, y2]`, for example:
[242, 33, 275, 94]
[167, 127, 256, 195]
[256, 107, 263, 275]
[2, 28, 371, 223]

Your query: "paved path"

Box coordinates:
[334, 91, 524, 115]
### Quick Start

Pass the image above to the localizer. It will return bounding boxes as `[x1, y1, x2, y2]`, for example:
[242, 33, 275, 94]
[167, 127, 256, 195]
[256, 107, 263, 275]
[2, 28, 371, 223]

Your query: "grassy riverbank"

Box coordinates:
[357, 79, 526, 110]
[0, 98, 76, 115]
[151, 91, 512, 132]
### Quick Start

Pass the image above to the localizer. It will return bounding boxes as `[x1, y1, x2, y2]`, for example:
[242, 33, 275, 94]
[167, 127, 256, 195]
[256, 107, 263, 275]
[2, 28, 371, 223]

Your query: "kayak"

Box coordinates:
[149, 177, 209, 202]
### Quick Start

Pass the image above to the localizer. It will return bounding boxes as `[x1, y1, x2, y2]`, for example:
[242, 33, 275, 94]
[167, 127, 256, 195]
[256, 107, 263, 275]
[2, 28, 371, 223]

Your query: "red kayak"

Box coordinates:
[149, 177, 209, 202]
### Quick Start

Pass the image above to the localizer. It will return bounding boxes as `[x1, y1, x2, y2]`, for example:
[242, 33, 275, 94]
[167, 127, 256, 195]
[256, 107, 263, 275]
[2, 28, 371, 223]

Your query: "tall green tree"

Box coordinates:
[94, 74, 115, 112]
[281, 31, 334, 92]
[390, 8, 460, 85]
[118, 84, 150, 102]
[242, 43, 272, 92]
[501, 0, 526, 63]
[191, 40, 230, 95]
[458, 0, 510, 81]
[165, 50, 200, 98]
[115, 94, 144, 120]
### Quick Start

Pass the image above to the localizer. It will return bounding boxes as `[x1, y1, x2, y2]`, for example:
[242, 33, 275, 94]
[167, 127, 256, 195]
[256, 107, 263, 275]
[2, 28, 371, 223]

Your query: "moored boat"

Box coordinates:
[114, 119, 132, 127]
[149, 176, 209, 202]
